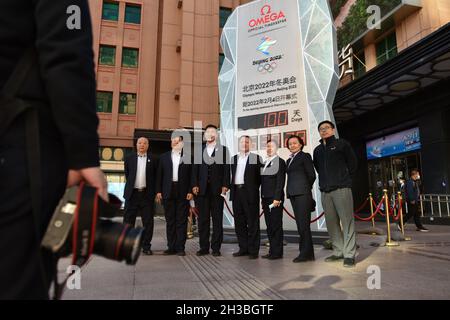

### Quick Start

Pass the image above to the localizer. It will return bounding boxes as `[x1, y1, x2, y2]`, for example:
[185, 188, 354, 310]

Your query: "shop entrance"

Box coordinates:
[368, 152, 421, 201]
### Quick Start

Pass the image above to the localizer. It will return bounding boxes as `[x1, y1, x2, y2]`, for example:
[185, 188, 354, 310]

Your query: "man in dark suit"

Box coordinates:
[286, 135, 316, 262]
[156, 135, 193, 256]
[261, 140, 286, 260]
[0, 0, 107, 299]
[123, 137, 157, 255]
[192, 125, 230, 256]
[230, 136, 262, 259]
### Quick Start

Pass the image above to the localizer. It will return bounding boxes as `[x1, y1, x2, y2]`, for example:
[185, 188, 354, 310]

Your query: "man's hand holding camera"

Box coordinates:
[67, 167, 108, 201]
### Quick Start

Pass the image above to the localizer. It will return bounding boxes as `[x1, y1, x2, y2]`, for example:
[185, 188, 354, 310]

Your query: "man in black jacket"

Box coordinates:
[313, 120, 358, 267]
[156, 135, 193, 256]
[192, 125, 230, 256]
[230, 136, 262, 259]
[261, 140, 286, 260]
[123, 137, 157, 255]
[0, 0, 106, 299]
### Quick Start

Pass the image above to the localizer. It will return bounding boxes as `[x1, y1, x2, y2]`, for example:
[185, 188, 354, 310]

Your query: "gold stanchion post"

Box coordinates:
[398, 191, 411, 241]
[369, 193, 375, 228]
[187, 211, 194, 239]
[384, 189, 399, 247]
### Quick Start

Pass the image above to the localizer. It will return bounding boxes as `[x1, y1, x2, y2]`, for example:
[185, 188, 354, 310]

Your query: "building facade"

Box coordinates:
[332, 0, 450, 216]
[89, 0, 450, 214]
[88, 0, 252, 195]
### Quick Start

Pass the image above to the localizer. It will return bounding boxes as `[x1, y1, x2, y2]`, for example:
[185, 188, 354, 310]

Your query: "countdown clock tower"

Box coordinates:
[219, 0, 339, 232]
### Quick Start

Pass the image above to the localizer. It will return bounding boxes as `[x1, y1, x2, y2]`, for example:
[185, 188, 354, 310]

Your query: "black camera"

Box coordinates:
[41, 183, 143, 266]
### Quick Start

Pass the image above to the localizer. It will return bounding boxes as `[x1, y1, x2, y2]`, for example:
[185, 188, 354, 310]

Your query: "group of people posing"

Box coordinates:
[123, 120, 359, 268]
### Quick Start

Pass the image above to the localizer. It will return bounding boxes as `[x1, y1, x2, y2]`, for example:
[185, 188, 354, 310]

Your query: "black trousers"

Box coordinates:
[404, 201, 423, 228]
[197, 184, 224, 252]
[0, 117, 66, 299]
[290, 194, 314, 259]
[262, 198, 284, 257]
[123, 190, 154, 250]
[163, 183, 188, 252]
[233, 187, 260, 255]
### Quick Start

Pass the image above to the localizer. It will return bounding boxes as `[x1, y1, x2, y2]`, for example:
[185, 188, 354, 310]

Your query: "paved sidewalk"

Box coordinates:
[60, 217, 450, 300]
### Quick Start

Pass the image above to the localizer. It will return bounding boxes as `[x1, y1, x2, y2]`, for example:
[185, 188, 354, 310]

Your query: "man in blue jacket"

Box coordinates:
[404, 169, 428, 232]
[313, 120, 358, 267]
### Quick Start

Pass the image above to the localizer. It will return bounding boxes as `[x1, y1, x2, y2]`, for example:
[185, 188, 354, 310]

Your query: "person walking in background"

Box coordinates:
[123, 137, 157, 255]
[156, 135, 193, 256]
[404, 169, 429, 232]
[313, 120, 358, 268]
[261, 140, 286, 260]
[286, 136, 316, 263]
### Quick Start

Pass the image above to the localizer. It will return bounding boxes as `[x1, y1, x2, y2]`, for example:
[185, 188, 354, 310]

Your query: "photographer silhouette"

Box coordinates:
[0, 0, 107, 299]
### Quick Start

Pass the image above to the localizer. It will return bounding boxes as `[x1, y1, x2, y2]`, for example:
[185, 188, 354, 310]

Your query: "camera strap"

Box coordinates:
[71, 183, 99, 266]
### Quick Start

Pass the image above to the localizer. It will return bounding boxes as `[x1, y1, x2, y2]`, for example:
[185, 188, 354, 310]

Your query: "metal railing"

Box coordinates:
[420, 194, 450, 218]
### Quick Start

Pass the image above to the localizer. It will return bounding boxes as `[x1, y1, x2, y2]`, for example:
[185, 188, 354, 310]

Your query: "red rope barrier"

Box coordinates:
[223, 200, 234, 217]
[310, 212, 325, 223]
[189, 206, 199, 218]
[353, 198, 369, 215]
[223, 200, 264, 218]
[283, 207, 296, 220]
[354, 196, 383, 221]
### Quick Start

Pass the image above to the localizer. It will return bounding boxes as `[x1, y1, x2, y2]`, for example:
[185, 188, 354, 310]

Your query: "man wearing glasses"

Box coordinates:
[313, 121, 358, 267]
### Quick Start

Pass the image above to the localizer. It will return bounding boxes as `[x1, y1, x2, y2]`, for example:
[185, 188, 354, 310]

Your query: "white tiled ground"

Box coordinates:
[60, 218, 450, 300]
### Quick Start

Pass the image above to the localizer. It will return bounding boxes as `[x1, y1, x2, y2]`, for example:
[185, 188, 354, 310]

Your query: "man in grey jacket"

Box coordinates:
[313, 121, 358, 267]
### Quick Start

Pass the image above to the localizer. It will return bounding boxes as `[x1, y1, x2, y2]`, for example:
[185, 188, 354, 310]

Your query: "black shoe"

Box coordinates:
[212, 251, 221, 257]
[268, 255, 282, 260]
[293, 256, 315, 263]
[343, 258, 356, 268]
[232, 251, 249, 257]
[163, 249, 177, 255]
[262, 254, 271, 259]
[196, 250, 209, 256]
[177, 251, 186, 256]
[142, 249, 153, 255]
[248, 254, 259, 259]
[325, 255, 344, 262]
[417, 227, 429, 232]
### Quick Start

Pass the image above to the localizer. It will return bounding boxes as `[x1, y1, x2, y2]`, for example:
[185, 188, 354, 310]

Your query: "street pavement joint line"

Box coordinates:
[181, 256, 224, 300]
[196, 254, 275, 299]
[189, 255, 255, 300]
[184, 250, 286, 300]
[184, 255, 248, 300]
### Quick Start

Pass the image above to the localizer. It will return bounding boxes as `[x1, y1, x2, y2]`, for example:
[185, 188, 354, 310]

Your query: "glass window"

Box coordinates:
[376, 32, 398, 65]
[220, 7, 232, 28]
[119, 93, 137, 114]
[99, 45, 116, 66]
[122, 48, 139, 68]
[96, 91, 113, 113]
[125, 4, 141, 24]
[219, 53, 225, 71]
[102, 2, 119, 21]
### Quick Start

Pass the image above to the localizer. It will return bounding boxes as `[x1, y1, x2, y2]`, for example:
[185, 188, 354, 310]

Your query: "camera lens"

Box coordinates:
[94, 220, 143, 265]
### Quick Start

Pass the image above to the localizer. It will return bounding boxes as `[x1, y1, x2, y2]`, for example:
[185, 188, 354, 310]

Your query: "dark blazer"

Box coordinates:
[230, 153, 262, 203]
[192, 144, 230, 196]
[286, 151, 316, 198]
[156, 150, 192, 200]
[124, 152, 157, 200]
[261, 156, 286, 201]
[406, 178, 420, 202]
